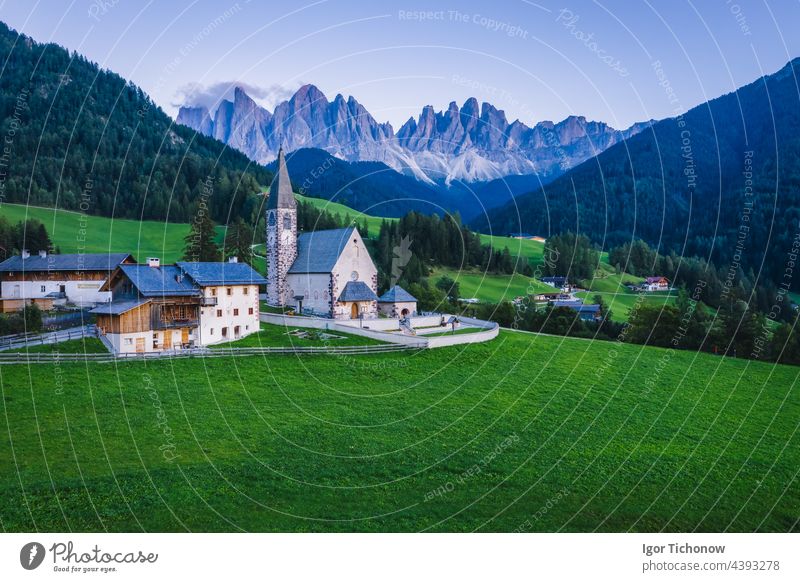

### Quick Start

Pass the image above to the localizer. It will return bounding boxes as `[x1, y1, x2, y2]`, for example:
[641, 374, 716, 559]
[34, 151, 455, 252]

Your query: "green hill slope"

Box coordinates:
[1, 328, 796, 532]
[0, 203, 222, 263]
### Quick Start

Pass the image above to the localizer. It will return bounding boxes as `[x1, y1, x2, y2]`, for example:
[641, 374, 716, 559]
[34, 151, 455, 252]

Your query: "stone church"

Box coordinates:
[266, 148, 380, 319]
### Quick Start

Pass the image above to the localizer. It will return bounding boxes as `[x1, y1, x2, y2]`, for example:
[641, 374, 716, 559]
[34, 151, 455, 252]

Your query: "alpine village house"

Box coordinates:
[0, 251, 135, 312]
[92, 258, 265, 353]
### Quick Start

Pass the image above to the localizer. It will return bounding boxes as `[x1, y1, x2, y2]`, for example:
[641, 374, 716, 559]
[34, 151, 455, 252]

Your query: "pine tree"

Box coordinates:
[223, 218, 254, 265]
[182, 212, 221, 262]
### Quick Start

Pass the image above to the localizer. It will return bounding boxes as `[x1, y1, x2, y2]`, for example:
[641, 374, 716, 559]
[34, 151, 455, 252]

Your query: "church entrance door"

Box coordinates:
[351, 303, 359, 319]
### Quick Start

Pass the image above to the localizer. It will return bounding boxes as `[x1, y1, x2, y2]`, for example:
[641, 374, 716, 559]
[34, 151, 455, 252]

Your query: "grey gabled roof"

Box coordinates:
[119, 264, 200, 297]
[90, 298, 150, 315]
[0, 252, 132, 272]
[267, 148, 296, 210]
[337, 280, 378, 302]
[288, 226, 356, 274]
[177, 262, 267, 286]
[378, 285, 417, 303]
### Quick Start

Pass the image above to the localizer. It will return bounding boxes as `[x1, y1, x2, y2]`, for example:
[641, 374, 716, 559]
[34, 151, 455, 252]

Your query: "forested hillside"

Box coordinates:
[268, 148, 452, 217]
[0, 22, 271, 224]
[477, 58, 800, 291]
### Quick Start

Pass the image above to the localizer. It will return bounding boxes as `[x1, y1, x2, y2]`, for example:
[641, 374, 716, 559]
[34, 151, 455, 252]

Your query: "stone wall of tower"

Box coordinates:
[266, 207, 297, 306]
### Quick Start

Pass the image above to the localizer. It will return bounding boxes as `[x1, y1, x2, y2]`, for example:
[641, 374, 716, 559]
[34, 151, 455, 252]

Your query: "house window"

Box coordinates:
[248, 307, 254, 315]
[40, 285, 46, 293]
[216, 309, 222, 317]
[246, 325, 249, 330]
[124, 338, 133, 345]
[243, 287, 249, 295]
[233, 308, 239, 316]
[210, 328, 214, 335]
[227, 288, 232, 296]
[211, 288, 217, 296]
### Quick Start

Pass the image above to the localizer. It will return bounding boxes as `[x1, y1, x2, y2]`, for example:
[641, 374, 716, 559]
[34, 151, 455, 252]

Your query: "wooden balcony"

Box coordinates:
[151, 304, 200, 330]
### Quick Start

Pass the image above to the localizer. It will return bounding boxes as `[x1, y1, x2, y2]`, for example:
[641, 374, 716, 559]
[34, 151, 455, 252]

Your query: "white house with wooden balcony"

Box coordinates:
[91, 257, 265, 353]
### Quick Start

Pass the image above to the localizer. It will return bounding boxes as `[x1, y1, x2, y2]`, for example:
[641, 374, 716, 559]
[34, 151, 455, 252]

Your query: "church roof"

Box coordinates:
[288, 226, 357, 274]
[337, 280, 378, 302]
[267, 148, 296, 210]
[378, 285, 417, 303]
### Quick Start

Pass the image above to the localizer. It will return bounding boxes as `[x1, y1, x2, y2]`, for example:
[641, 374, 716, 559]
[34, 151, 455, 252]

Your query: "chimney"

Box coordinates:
[228, 256, 238, 263]
[147, 257, 160, 268]
[38, 250, 47, 258]
[21, 249, 30, 259]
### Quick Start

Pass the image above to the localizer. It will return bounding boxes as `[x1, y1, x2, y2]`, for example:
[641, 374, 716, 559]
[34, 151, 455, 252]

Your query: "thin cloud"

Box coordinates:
[172, 81, 299, 113]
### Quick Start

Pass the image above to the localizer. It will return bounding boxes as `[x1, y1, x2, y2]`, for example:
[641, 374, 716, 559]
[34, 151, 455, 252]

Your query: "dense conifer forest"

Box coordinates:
[0, 22, 271, 225]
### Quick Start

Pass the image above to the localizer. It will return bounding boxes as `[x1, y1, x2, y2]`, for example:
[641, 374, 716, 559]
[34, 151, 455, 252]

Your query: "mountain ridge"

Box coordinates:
[177, 84, 651, 185]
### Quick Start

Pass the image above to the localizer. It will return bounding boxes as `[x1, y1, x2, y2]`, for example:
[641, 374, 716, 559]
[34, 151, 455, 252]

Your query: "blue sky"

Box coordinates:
[1, 0, 798, 130]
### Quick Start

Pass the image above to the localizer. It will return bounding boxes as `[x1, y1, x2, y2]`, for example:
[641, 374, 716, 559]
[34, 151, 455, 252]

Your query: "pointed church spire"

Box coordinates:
[267, 147, 296, 209]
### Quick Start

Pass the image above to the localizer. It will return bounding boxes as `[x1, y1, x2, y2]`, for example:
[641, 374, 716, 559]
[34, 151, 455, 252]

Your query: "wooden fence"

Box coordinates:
[0, 325, 97, 351]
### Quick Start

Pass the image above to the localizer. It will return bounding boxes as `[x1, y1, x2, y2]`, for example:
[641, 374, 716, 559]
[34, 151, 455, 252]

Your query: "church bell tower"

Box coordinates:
[266, 147, 297, 306]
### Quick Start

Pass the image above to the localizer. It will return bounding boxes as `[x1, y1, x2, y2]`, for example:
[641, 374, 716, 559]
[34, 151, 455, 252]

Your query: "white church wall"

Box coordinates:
[285, 273, 332, 315]
[378, 301, 417, 318]
[330, 229, 379, 319]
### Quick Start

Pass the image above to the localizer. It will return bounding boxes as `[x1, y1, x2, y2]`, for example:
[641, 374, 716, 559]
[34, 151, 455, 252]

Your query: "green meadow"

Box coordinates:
[0, 329, 797, 532]
[430, 267, 553, 303]
[0, 203, 224, 264]
[210, 323, 383, 348]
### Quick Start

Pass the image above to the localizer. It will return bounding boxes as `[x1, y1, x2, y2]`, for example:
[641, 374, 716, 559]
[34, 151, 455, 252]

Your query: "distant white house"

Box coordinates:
[539, 276, 572, 292]
[641, 276, 669, 292]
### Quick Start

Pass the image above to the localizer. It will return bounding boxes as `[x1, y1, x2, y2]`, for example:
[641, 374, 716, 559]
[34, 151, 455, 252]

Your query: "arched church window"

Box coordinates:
[350, 271, 359, 281]
[314, 290, 319, 300]
[283, 215, 291, 229]
[268, 212, 276, 226]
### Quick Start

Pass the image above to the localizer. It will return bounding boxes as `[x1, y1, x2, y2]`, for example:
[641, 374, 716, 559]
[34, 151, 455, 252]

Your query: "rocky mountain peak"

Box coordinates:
[177, 84, 650, 184]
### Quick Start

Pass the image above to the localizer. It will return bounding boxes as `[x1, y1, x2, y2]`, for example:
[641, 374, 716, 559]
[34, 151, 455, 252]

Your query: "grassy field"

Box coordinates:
[0, 203, 224, 263]
[7, 338, 108, 353]
[297, 193, 393, 237]
[0, 329, 797, 532]
[478, 234, 544, 263]
[211, 323, 384, 348]
[431, 267, 553, 303]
